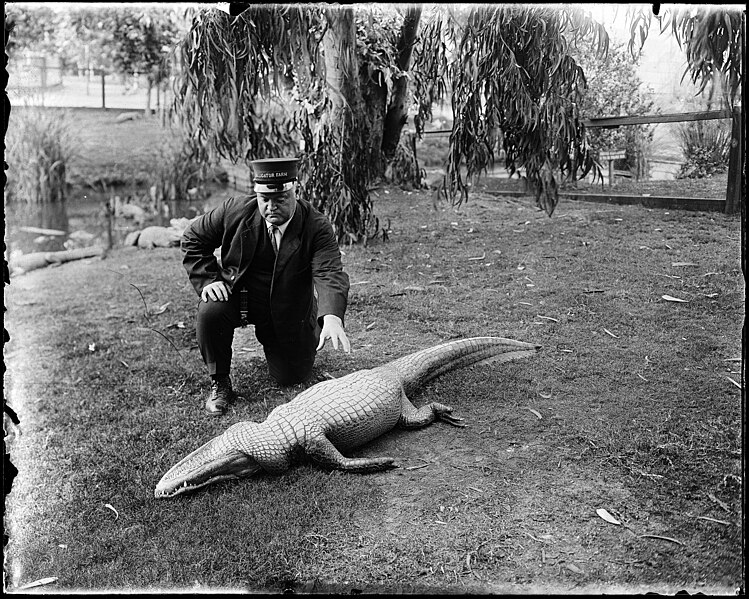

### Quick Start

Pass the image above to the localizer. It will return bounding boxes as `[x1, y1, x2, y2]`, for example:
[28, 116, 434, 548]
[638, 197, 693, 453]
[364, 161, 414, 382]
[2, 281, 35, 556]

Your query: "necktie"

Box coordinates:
[270, 225, 280, 255]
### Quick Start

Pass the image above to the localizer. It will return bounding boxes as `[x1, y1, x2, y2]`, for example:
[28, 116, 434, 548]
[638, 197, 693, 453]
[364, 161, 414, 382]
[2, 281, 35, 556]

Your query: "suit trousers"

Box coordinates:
[195, 295, 320, 386]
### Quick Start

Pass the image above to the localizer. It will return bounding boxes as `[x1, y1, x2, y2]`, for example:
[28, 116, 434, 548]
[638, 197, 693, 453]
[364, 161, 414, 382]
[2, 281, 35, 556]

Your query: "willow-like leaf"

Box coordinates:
[419, 5, 607, 215]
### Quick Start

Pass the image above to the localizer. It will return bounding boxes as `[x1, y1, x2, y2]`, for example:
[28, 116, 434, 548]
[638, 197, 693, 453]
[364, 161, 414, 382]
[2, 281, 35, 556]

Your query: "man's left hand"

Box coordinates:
[317, 314, 351, 353]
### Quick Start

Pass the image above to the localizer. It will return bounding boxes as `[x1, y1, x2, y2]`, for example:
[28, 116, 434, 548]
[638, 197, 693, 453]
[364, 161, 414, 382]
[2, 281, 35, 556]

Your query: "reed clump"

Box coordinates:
[6, 107, 78, 204]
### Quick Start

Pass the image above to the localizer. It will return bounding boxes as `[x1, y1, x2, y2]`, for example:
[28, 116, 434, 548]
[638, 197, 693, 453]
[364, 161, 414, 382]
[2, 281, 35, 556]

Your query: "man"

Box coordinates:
[182, 157, 351, 416]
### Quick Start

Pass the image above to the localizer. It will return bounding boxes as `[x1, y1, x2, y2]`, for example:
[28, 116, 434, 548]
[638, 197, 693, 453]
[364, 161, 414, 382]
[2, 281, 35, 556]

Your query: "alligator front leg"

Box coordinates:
[304, 433, 398, 473]
[399, 393, 466, 428]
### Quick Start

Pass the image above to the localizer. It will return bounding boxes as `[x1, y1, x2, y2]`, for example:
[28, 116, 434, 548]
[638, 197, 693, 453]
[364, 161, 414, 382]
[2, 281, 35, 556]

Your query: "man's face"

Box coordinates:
[257, 188, 297, 225]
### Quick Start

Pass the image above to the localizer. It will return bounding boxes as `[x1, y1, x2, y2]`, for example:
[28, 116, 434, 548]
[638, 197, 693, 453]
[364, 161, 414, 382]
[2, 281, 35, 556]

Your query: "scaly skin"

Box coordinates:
[155, 336, 540, 498]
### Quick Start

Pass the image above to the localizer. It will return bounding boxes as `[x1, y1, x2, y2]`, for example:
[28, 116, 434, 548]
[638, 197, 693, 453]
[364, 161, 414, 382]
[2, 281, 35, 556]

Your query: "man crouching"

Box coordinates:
[181, 157, 351, 416]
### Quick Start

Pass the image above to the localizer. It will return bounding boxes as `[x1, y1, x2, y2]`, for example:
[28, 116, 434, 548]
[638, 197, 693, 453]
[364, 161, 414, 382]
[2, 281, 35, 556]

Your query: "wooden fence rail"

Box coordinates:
[415, 107, 743, 214]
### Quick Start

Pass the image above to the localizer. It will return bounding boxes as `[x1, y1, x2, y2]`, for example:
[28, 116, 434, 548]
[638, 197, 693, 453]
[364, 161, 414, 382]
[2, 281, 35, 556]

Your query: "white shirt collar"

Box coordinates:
[265, 204, 296, 236]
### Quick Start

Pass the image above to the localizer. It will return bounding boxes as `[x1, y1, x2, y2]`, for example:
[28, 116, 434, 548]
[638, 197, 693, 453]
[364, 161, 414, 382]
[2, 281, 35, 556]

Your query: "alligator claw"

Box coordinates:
[440, 414, 467, 427]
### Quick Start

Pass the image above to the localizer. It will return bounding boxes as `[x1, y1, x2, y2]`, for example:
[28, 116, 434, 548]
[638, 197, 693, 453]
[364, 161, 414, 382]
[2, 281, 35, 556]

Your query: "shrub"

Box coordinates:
[675, 120, 731, 179]
[148, 131, 213, 206]
[5, 107, 78, 203]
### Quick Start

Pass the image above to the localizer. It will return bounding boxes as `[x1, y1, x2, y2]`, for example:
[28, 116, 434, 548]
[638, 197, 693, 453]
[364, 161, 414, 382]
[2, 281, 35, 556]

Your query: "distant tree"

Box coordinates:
[4, 5, 80, 70]
[5, 4, 184, 113]
[96, 7, 183, 114]
[572, 39, 657, 180]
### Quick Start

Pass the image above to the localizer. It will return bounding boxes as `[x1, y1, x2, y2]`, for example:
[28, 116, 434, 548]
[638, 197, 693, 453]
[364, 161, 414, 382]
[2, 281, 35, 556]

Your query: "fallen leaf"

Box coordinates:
[671, 262, 698, 267]
[88, 343, 97, 352]
[536, 315, 559, 322]
[639, 534, 683, 545]
[468, 252, 486, 261]
[365, 322, 376, 330]
[596, 508, 621, 525]
[662, 294, 688, 303]
[707, 493, 731, 512]
[603, 328, 619, 338]
[538, 392, 552, 399]
[527, 408, 542, 419]
[403, 286, 425, 292]
[119, 360, 129, 369]
[726, 376, 742, 389]
[19, 577, 58, 590]
[565, 563, 585, 575]
[637, 373, 648, 382]
[104, 503, 119, 520]
[695, 516, 731, 526]
[150, 302, 171, 315]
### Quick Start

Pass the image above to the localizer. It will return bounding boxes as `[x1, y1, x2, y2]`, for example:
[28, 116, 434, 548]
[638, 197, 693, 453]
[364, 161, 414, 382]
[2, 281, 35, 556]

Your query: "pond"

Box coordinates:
[4, 183, 233, 258]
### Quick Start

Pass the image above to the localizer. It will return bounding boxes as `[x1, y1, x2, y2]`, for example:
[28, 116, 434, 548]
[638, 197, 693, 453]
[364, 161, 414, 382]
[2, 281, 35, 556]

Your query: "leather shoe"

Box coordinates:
[205, 376, 236, 416]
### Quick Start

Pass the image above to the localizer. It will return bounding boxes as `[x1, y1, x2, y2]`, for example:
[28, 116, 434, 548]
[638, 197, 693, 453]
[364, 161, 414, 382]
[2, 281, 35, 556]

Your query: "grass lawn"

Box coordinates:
[4, 182, 743, 592]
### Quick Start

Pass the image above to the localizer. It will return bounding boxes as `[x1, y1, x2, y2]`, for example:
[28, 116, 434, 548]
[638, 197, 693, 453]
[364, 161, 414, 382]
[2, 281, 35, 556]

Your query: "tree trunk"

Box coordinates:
[322, 8, 360, 119]
[144, 79, 153, 117]
[316, 6, 375, 240]
[381, 5, 422, 160]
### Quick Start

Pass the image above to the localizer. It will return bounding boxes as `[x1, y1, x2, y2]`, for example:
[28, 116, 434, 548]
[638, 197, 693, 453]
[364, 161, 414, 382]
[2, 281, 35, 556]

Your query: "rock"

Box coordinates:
[69, 230, 95, 242]
[115, 112, 142, 123]
[124, 231, 141, 246]
[169, 216, 200, 234]
[117, 203, 146, 220]
[136, 226, 182, 249]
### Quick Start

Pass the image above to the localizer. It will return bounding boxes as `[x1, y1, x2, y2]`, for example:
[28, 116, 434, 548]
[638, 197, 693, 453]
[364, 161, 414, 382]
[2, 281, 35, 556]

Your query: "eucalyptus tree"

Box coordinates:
[174, 3, 609, 241]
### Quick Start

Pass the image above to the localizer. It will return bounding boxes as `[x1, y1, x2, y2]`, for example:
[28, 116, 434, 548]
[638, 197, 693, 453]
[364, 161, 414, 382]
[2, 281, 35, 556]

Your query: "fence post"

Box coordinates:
[101, 71, 106, 109]
[724, 106, 743, 214]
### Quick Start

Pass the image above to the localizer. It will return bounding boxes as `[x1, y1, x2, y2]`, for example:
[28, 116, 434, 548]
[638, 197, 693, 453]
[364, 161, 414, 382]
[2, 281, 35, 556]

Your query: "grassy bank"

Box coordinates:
[4, 185, 743, 592]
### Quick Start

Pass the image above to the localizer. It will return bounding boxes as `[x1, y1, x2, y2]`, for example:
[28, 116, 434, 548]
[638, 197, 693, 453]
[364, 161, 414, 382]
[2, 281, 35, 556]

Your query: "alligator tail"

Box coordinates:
[388, 336, 541, 393]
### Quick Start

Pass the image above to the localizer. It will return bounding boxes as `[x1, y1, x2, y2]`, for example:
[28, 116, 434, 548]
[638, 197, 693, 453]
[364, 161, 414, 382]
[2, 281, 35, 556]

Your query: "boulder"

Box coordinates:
[136, 226, 182, 249]
[124, 231, 141, 246]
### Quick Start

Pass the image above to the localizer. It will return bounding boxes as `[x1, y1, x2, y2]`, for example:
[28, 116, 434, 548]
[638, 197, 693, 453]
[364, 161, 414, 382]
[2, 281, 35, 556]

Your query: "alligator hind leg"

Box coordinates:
[398, 393, 466, 429]
[304, 434, 397, 473]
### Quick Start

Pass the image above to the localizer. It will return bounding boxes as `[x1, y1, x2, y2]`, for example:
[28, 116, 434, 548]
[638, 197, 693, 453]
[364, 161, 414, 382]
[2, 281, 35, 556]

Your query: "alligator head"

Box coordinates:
[154, 422, 262, 498]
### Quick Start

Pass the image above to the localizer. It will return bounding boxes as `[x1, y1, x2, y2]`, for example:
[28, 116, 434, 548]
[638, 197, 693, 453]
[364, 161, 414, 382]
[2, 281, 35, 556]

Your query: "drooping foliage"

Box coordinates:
[627, 5, 744, 107]
[174, 4, 612, 239]
[413, 6, 609, 215]
[174, 4, 405, 242]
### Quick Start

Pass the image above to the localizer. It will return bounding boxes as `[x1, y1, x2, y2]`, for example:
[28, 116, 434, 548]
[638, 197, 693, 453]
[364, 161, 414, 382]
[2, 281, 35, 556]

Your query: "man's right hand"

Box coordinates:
[201, 281, 231, 302]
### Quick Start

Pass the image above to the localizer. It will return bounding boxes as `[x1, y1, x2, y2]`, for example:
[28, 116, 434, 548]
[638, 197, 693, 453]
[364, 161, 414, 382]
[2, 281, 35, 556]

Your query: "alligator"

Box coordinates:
[155, 336, 540, 498]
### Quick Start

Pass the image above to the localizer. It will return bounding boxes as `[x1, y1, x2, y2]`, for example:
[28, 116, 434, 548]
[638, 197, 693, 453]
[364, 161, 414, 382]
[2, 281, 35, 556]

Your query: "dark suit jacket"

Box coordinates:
[182, 194, 349, 336]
